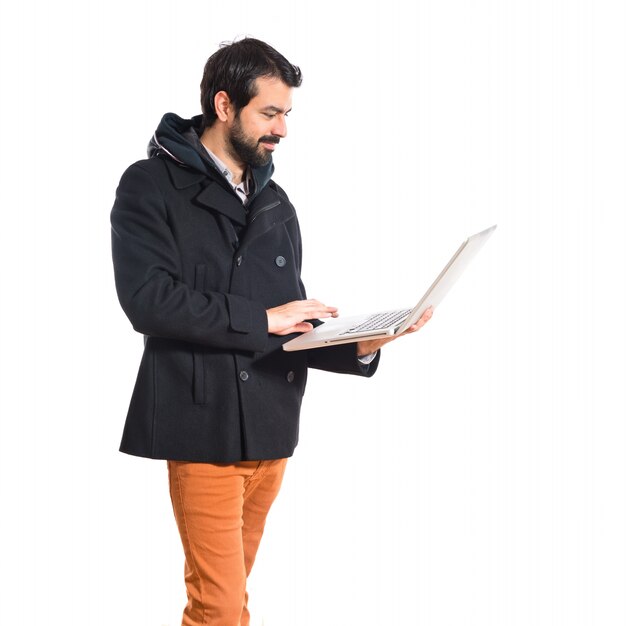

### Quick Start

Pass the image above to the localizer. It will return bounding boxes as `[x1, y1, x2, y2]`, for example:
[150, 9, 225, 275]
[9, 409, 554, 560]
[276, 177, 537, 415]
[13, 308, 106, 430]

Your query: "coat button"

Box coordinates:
[275, 255, 286, 267]
[236, 255, 243, 266]
[286, 371, 295, 383]
[239, 370, 249, 381]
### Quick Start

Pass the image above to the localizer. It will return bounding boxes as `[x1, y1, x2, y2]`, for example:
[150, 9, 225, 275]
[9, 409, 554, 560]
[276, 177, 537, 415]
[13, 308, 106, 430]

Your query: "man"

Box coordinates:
[111, 38, 431, 626]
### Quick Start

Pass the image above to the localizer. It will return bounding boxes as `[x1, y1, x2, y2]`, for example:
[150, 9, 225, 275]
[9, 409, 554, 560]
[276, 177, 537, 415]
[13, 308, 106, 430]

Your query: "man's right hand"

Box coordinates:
[267, 299, 339, 336]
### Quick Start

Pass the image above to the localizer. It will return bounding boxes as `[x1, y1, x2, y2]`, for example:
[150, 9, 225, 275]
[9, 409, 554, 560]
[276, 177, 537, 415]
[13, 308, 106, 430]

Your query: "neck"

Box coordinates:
[199, 126, 245, 185]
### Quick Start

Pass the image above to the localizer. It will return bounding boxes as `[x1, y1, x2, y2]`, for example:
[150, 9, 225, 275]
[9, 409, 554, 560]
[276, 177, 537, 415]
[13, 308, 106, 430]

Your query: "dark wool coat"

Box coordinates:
[111, 113, 379, 463]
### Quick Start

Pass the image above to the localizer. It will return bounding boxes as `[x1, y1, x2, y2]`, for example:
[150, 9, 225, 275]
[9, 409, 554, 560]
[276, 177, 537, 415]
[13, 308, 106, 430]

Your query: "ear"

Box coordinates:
[213, 91, 233, 123]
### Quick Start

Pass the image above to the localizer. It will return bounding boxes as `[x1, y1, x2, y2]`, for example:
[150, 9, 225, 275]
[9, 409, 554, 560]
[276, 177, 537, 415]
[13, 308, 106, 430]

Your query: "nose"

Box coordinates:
[272, 115, 287, 138]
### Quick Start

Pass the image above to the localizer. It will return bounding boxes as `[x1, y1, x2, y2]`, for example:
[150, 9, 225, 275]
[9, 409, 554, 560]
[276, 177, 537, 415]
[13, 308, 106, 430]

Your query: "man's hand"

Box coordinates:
[267, 299, 339, 336]
[356, 307, 434, 357]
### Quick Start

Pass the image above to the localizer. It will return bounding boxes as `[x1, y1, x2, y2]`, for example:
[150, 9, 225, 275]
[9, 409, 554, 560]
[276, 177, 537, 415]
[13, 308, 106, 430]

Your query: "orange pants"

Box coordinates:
[167, 458, 288, 626]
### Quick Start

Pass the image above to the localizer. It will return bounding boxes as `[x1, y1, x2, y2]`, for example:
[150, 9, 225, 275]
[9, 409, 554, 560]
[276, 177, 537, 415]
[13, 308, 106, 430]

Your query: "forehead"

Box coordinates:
[248, 76, 293, 110]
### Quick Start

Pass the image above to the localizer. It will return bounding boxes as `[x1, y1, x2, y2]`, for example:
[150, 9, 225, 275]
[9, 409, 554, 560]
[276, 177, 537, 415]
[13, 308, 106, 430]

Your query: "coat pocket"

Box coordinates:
[193, 264, 207, 404]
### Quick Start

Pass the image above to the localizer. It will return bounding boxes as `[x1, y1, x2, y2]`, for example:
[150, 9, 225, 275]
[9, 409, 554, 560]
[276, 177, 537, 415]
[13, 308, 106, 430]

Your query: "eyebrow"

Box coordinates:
[261, 105, 292, 114]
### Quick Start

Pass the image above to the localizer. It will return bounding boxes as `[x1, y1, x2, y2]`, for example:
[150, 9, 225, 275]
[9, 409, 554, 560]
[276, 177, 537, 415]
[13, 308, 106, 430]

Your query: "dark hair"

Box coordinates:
[200, 38, 303, 129]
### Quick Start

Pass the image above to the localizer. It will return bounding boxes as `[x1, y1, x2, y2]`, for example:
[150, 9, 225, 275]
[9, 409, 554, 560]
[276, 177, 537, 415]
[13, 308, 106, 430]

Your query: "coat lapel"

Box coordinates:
[161, 156, 292, 238]
[239, 185, 295, 249]
[163, 157, 247, 226]
[195, 182, 247, 226]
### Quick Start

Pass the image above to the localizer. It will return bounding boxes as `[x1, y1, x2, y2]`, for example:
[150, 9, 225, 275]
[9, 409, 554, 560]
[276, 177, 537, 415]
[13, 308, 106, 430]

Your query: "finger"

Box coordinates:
[405, 315, 431, 334]
[281, 322, 314, 335]
[300, 300, 338, 314]
[297, 305, 338, 319]
[414, 307, 434, 328]
[310, 306, 339, 316]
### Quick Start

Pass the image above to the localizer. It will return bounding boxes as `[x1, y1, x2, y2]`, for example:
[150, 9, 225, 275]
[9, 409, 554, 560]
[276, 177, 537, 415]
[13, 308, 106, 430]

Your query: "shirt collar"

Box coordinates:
[201, 145, 254, 204]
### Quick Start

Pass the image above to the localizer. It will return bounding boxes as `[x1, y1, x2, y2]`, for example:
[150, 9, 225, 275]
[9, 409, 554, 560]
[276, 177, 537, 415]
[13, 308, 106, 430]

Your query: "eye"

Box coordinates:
[263, 112, 276, 119]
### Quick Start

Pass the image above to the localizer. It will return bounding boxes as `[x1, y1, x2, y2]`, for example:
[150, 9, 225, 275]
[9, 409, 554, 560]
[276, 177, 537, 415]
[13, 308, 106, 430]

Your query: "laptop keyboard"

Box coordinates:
[340, 309, 411, 335]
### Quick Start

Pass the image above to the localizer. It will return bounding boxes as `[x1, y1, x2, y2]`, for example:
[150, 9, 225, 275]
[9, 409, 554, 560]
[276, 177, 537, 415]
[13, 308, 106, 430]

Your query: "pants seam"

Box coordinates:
[170, 461, 208, 626]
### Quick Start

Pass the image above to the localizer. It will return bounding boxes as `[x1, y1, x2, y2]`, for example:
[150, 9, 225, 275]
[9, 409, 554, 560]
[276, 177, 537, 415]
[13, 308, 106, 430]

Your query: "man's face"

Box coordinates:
[225, 76, 293, 168]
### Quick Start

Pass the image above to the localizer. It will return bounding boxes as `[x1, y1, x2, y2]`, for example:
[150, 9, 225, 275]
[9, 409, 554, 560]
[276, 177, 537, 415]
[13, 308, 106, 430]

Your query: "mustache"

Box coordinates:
[258, 135, 280, 145]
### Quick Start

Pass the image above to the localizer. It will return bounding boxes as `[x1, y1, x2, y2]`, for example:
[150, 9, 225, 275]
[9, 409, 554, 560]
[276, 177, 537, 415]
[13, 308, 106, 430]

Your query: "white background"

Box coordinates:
[1, 1, 625, 625]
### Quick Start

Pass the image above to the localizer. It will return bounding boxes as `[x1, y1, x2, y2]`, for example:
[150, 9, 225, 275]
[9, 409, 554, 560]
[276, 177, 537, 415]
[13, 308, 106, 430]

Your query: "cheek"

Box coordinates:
[250, 124, 268, 142]
[256, 123, 272, 138]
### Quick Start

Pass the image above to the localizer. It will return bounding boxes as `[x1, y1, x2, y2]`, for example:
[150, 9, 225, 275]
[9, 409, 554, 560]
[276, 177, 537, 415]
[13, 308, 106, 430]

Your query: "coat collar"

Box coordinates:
[162, 156, 247, 225]
[196, 181, 247, 226]
[163, 156, 207, 189]
[161, 155, 294, 235]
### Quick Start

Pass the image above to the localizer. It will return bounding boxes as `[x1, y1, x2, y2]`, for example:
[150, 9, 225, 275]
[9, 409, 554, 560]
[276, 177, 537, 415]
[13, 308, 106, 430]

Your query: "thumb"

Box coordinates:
[292, 321, 314, 333]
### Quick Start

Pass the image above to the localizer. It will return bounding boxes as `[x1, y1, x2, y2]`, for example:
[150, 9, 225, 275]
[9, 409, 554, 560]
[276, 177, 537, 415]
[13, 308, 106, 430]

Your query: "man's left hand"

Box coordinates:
[356, 307, 434, 357]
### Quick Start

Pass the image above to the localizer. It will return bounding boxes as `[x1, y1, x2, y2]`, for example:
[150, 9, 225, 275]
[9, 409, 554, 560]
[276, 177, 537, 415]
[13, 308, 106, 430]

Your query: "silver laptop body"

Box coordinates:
[282, 224, 497, 352]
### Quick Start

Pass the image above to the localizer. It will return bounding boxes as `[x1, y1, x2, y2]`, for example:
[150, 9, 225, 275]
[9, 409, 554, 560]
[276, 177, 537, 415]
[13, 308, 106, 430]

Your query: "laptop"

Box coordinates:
[282, 224, 497, 352]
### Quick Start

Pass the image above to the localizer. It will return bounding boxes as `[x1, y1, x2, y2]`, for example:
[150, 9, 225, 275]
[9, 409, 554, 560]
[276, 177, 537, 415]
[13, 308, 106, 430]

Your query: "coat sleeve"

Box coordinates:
[110, 162, 269, 352]
[306, 339, 381, 377]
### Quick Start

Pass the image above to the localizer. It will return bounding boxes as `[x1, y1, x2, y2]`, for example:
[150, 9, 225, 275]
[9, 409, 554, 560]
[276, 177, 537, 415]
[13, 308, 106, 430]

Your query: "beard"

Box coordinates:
[226, 115, 279, 168]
